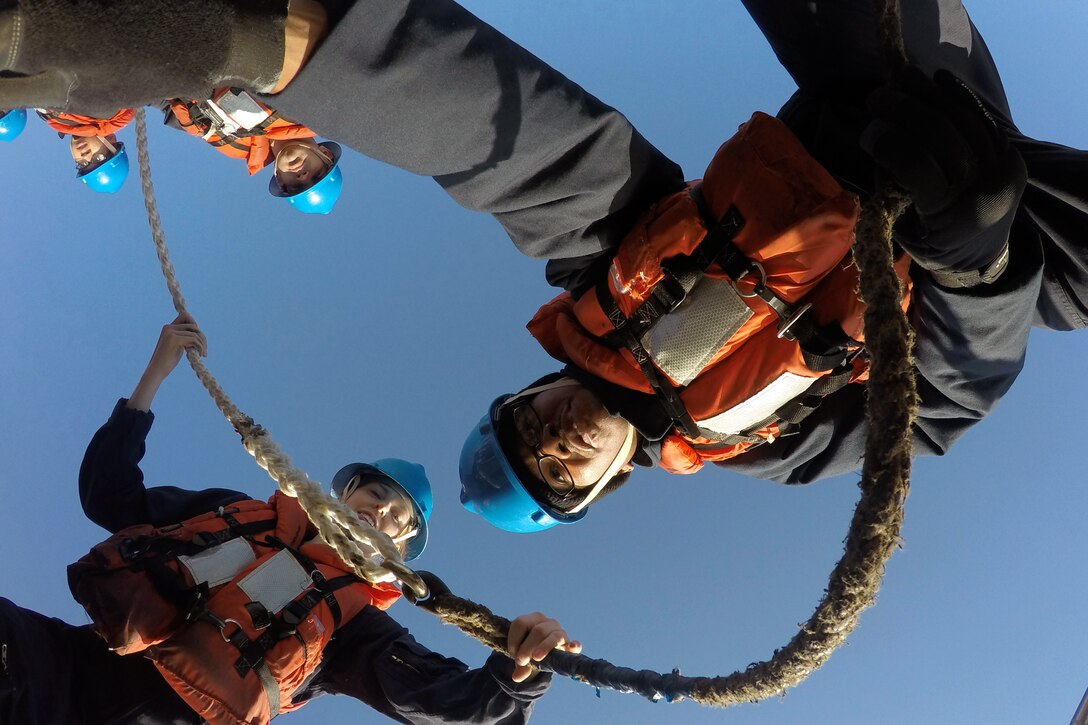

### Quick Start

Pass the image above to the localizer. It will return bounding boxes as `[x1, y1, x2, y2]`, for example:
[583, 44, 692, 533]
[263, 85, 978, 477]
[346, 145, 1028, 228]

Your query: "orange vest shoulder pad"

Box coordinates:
[41, 109, 135, 137]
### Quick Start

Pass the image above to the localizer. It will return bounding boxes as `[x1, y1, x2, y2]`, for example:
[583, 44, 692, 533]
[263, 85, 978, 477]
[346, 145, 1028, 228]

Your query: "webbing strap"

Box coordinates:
[593, 198, 748, 440]
[280, 574, 356, 633]
[37, 110, 81, 127]
[599, 197, 746, 350]
[688, 186, 860, 372]
[223, 624, 281, 717]
[595, 283, 702, 439]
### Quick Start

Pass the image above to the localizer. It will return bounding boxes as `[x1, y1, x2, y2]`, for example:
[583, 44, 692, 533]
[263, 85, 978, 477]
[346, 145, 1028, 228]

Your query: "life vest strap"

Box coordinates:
[688, 185, 860, 371]
[595, 282, 703, 439]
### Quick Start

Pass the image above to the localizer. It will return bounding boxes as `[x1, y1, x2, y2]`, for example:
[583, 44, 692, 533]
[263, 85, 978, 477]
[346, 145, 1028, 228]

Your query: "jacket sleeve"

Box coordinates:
[79, 398, 251, 532]
[717, 221, 1044, 484]
[300, 607, 550, 725]
[261, 0, 683, 292]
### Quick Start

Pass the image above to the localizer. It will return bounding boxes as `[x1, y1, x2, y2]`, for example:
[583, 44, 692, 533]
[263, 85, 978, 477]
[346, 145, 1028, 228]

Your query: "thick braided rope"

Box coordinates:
[132, 109, 426, 598]
[409, 0, 918, 707]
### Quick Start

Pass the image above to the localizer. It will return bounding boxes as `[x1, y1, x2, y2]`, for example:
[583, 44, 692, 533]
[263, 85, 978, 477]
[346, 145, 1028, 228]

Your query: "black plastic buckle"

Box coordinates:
[118, 538, 145, 562]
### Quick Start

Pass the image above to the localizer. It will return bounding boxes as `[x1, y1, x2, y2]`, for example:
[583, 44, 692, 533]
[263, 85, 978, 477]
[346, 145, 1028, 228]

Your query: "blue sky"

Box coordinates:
[2, 2, 1087, 724]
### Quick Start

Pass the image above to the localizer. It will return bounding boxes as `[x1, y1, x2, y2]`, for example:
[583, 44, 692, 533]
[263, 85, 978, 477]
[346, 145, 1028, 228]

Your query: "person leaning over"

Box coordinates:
[0, 312, 579, 724]
[36, 107, 133, 193]
[161, 87, 344, 214]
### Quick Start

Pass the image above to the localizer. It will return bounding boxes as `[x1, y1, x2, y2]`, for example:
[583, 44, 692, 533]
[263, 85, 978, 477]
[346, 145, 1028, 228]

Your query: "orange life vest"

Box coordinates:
[166, 90, 316, 176]
[38, 108, 135, 137]
[527, 112, 912, 475]
[68, 491, 400, 725]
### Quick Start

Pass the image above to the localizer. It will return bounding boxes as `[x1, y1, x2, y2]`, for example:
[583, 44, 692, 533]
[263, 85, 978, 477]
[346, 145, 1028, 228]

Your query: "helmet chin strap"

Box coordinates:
[566, 422, 637, 515]
[503, 376, 582, 407]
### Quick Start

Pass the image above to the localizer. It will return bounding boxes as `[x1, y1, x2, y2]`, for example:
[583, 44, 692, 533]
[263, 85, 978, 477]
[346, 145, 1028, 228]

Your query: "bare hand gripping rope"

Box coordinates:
[132, 0, 915, 706]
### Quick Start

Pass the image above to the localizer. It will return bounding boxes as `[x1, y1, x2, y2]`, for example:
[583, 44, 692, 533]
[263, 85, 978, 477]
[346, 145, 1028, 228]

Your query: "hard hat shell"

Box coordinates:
[459, 395, 586, 534]
[331, 458, 431, 561]
[0, 109, 27, 142]
[79, 143, 129, 193]
[268, 141, 343, 214]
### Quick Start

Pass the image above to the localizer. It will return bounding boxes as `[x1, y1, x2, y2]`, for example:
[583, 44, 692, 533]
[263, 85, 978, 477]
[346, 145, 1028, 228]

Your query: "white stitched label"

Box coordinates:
[236, 549, 313, 614]
[178, 538, 256, 589]
[698, 372, 815, 435]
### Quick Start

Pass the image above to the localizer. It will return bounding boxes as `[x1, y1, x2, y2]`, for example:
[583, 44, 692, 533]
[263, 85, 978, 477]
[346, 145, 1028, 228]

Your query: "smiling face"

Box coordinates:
[272, 139, 333, 195]
[504, 380, 636, 494]
[341, 477, 418, 545]
[69, 135, 118, 171]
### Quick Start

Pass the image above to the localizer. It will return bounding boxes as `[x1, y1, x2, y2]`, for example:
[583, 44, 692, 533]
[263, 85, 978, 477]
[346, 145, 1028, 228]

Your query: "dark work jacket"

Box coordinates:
[71, 399, 549, 725]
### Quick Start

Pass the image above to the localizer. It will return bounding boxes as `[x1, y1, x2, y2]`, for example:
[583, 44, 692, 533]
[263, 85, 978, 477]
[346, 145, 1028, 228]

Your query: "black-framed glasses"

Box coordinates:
[508, 401, 576, 495]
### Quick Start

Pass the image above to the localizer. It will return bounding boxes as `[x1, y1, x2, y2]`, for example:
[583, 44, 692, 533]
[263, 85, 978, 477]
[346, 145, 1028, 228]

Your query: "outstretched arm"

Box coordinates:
[80, 314, 246, 532]
[126, 312, 207, 412]
[308, 607, 580, 724]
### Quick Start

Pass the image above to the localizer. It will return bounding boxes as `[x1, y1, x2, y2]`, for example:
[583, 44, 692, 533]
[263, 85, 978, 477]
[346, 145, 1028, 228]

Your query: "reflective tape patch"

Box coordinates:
[236, 549, 313, 614]
[641, 278, 752, 386]
[698, 372, 815, 436]
[178, 538, 256, 588]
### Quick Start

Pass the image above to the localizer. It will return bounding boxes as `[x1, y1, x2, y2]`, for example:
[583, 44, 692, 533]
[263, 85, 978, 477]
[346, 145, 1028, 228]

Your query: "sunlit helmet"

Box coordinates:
[331, 458, 432, 561]
[0, 109, 27, 142]
[78, 142, 129, 193]
[459, 394, 587, 534]
[268, 141, 343, 214]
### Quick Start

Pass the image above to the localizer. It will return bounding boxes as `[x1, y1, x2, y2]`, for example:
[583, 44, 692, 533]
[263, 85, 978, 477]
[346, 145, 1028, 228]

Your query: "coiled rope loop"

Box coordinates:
[133, 0, 914, 706]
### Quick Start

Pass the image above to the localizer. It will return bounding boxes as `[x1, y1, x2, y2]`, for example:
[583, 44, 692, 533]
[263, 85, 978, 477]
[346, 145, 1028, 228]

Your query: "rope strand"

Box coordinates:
[133, 108, 427, 599]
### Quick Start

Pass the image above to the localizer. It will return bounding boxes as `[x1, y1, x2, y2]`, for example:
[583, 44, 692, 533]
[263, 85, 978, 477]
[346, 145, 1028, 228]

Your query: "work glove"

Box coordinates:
[861, 68, 1026, 286]
[0, 0, 287, 117]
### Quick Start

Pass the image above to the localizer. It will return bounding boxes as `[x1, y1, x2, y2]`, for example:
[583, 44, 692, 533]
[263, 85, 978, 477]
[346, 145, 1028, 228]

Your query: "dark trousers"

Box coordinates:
[0, 597, 197, 725]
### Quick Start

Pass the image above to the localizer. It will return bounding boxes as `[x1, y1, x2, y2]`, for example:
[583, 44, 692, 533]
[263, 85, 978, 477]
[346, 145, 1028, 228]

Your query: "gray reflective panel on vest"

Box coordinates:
[640, 277, 752, 386]
[698, 372, 814, 436]
[236, 549, 314, 614]
[178, 537, 256, 588]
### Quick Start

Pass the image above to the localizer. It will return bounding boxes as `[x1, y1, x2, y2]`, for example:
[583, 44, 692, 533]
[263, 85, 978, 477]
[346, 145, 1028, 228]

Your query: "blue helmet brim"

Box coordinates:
[458, 397, 585, 533]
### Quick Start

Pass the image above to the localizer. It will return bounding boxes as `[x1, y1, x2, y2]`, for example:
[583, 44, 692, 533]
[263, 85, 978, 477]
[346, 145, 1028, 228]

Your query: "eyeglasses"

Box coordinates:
[75, 152, 111, 171]
[74, 137, 118, 173]
[508, 401, 576, 495]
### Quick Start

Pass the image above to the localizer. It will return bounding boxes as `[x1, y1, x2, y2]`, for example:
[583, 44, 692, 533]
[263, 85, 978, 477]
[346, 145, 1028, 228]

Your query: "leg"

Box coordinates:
[0, 597, 195, 725]
[741, 0, 1013, 122]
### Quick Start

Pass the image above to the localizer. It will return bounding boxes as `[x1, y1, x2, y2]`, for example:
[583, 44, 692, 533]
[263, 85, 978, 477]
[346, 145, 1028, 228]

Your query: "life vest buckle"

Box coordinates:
[118, 537, 145, 562]
[731, 261, 767, 299]
[777, 303, 813, 341]
[217, 617, 245, 643]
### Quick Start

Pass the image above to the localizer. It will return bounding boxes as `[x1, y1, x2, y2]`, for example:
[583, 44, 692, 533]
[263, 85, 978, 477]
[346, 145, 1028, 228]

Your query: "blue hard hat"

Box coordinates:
[331, 458, 432, 561]
[459, 395, 586, 534]
[0, 109, 27, 142]
[268, 141, 343, 214]
[78, 143, 129, 193]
